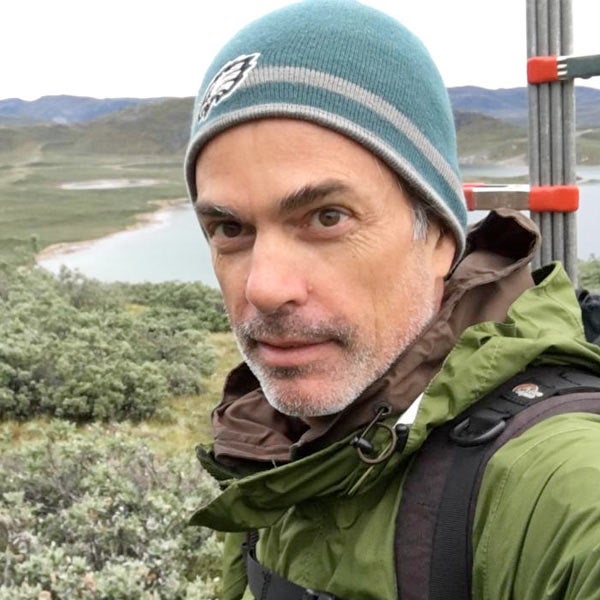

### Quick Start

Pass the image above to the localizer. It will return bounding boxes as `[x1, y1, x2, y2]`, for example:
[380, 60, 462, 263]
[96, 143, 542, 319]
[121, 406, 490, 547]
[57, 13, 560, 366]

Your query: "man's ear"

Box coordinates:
[430, 227, 457, 279]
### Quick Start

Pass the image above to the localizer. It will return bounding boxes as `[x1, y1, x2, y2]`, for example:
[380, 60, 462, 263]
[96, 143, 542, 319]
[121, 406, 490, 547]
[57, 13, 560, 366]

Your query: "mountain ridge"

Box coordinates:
[4, 86, 600, 127]
[3, 88, 600, 164]
[0, 95, 166, 125]
[448, 85, 600, 127]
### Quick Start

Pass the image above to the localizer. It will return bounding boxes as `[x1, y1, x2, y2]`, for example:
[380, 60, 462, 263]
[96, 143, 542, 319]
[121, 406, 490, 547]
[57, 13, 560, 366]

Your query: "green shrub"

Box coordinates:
[0, 422, 221, 599]
[0, 266, 223, 421]
[115, 280, 230, 333]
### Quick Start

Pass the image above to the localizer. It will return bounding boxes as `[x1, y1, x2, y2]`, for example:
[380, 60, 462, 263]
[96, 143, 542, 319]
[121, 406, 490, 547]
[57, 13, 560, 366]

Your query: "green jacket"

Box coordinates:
[194, 228, 600, 599]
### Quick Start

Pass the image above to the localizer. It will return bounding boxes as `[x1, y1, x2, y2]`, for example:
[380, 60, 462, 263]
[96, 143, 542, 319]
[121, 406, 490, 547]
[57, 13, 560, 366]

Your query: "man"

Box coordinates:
[184, 1, 600, 598]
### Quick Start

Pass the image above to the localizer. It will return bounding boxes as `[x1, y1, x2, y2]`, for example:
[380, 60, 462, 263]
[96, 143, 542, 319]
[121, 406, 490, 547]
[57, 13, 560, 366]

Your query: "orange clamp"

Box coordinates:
[527, 56, 559, 84]
[529, 185, 579, 212]
[462, 182, 486, 211]
[463, 184, 579, 212]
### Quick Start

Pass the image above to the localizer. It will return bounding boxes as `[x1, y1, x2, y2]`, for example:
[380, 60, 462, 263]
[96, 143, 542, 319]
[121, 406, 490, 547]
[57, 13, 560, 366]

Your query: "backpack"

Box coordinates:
[395, 364, 600, 600]
[243, 293, 600, 600]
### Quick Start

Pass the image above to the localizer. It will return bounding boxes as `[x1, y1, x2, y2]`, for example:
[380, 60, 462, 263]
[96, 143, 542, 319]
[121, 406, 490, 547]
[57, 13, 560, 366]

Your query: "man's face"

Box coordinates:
[195, 119, 455, 418]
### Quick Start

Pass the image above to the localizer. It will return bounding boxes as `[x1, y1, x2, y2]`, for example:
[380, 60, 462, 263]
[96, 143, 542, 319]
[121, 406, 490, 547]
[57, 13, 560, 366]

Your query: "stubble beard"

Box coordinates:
[231, 273, 437, 419]
[234, 315, 371, 417]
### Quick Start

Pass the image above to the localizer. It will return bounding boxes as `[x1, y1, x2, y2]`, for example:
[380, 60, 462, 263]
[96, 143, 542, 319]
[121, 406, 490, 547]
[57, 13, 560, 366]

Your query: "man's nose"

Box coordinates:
[244, 236, 310, 314]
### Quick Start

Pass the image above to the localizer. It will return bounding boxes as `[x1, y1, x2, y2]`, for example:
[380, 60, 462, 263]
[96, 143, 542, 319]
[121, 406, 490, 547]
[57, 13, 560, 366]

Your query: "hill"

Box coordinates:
[78, 97, 194, 155]
[449, 87, 528, 126]
[1, 90, 600, 267]
[448, 85, 600, 128]
[0, 95, 163, 125]
[0, 98, 195, 265]
[455, 111, 528, 165]
[0, 97, 194, 158]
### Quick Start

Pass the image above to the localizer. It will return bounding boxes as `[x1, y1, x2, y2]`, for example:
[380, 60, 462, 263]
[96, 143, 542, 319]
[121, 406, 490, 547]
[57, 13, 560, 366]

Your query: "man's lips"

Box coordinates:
[252, 338, 336, 367]
[256, 336, 326, 348]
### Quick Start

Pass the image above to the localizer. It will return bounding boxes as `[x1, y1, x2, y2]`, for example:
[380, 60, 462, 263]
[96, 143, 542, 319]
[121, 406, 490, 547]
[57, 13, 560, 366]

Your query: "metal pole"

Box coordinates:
[527, 0, 541, 270]
[527, 0, 577, 283]
[536, 0, 553, 266]
[561, 0, 578, 283]
[550, 0, 565, 266]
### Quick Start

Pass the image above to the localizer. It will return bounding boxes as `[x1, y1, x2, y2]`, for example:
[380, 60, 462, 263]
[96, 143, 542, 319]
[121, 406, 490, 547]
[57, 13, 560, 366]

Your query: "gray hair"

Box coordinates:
[411, 201, 430, 241]
[396, 176, 431, 241]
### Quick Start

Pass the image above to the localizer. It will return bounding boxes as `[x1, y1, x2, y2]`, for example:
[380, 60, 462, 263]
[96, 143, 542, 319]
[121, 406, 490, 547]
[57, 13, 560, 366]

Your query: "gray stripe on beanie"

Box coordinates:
[242, 66, 462, 195]
[185, 103, 465, 258]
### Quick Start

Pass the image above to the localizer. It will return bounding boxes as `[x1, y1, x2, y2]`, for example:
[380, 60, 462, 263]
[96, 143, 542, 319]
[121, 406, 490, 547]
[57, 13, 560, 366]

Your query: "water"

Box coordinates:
[38, 167, 600, 286]
[39, 203, 218, 287]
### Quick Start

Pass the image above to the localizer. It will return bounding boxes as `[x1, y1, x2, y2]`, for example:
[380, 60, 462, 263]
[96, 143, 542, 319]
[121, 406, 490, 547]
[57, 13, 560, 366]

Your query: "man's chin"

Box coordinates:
[256, 373, 362, 418]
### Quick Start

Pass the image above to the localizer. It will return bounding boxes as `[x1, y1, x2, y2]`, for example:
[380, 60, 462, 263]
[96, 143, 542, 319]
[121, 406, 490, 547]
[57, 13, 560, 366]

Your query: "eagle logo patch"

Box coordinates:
[197, 53, 260, 122]
[512, 382, 544, 400]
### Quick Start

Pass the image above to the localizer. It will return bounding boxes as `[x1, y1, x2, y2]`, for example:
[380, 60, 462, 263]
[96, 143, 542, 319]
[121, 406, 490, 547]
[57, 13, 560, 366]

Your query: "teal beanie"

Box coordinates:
[185, 0, 467, 257]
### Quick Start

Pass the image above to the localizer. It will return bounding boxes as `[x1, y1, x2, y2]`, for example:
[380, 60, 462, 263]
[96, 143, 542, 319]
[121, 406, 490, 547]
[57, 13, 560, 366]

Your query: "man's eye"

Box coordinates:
[312, 208, 346, 228]
[213, 221, 242, 238]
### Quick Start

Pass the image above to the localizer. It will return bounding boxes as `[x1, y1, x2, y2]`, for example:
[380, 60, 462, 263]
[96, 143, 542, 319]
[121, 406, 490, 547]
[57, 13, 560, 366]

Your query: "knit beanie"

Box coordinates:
[184, 0, 467, 258]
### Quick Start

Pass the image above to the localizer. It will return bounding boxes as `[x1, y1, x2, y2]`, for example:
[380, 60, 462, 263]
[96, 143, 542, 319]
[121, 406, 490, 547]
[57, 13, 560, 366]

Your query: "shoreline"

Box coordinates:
[36, 198, 188, 262]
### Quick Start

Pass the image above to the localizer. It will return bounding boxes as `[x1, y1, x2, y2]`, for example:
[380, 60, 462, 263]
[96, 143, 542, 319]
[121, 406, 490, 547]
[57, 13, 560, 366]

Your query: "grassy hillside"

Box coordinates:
[456, 112, 528, 165]
[75, 97, 194, 156]
[0, 153, 187, 264]
[0, 98, 195, 264]
[0, 97, 194, 158]
[576, 129, 600, 164]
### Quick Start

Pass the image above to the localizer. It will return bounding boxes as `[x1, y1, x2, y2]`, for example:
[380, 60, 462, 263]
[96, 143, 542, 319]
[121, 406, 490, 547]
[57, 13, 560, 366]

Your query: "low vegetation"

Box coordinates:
[0, 263, 241, 598]
[0, 258, 598, 599]
[0, 422, 222, 599]
[0, 266, 228, 422]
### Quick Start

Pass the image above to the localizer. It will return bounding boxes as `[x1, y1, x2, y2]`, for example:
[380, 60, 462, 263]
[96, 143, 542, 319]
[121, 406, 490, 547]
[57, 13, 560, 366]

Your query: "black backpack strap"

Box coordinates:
[395, 365, 600, 600]
[243, 531, 341, 600]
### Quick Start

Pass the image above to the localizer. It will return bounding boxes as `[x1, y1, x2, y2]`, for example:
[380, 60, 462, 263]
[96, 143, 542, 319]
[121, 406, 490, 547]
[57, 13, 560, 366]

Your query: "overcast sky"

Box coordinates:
[4, 0, 600, 101]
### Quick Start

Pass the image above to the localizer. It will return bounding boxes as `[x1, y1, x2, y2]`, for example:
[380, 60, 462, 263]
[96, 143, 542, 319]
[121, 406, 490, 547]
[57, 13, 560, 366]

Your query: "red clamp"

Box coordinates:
[527, 56, 559, 84]
[528, 54, 600, 84]
[463, 184, 579, 212]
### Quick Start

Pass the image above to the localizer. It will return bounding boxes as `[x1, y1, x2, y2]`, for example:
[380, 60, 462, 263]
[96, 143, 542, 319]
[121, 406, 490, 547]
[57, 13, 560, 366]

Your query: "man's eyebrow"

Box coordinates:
[194, 201, 238, 220]
[194, 180, 351, 219]
[278, 181, 351, 214]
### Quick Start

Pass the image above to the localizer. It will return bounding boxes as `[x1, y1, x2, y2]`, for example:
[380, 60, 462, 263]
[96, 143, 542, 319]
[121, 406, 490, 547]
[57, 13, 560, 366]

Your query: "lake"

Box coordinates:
[39, 203, 219, 287]
[38, 166, 600, 287]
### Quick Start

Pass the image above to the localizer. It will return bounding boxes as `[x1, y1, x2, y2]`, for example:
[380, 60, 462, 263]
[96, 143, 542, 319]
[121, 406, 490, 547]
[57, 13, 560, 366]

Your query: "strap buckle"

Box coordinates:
[449, 410, 507, 447]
